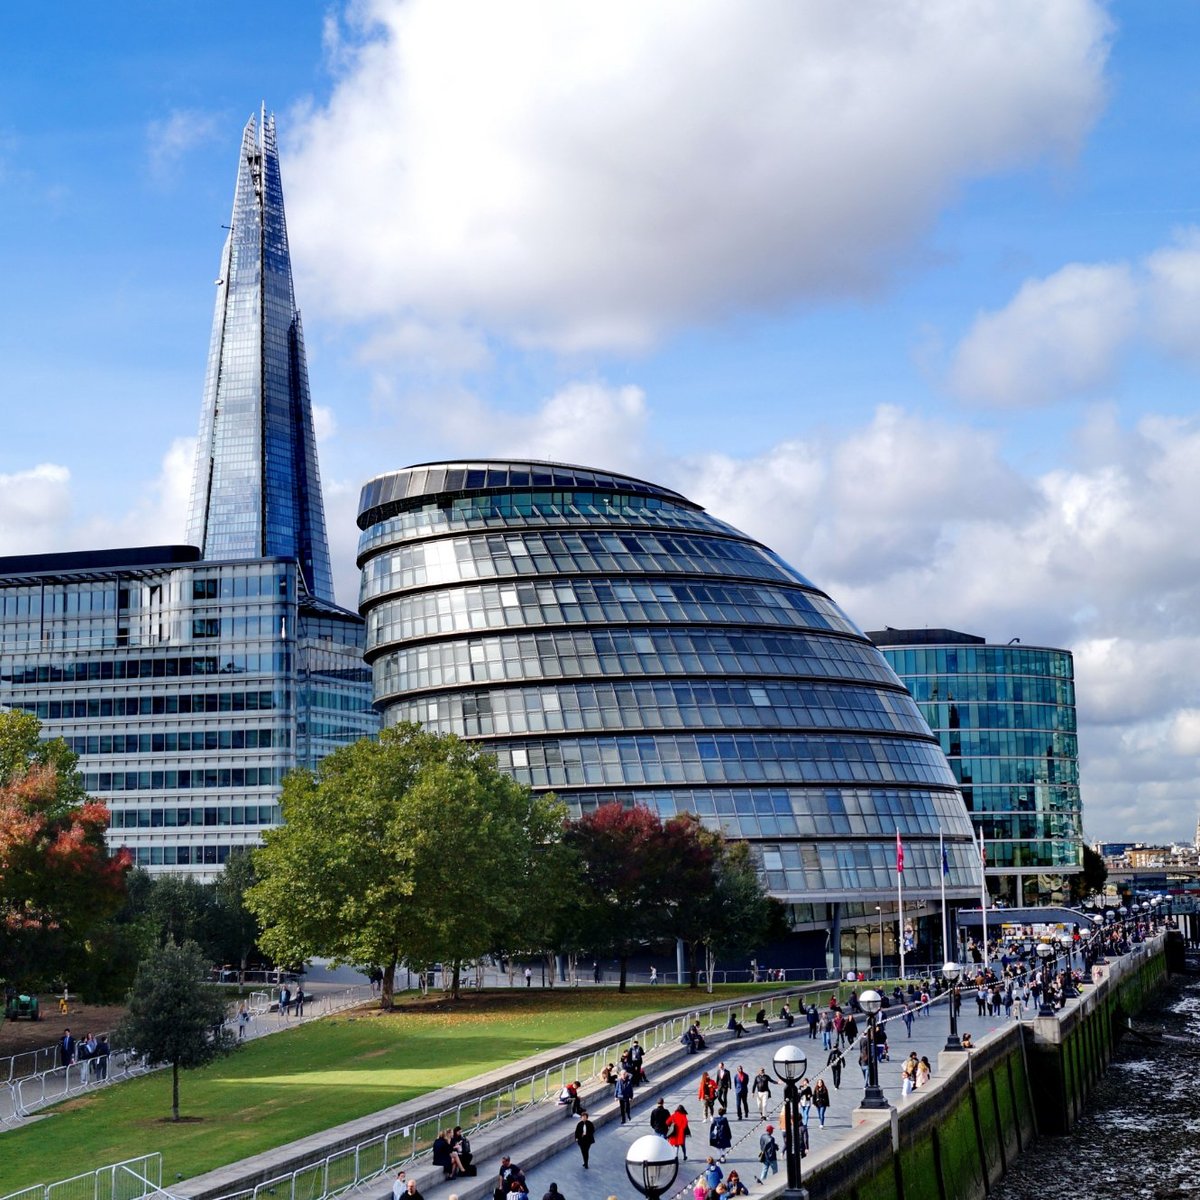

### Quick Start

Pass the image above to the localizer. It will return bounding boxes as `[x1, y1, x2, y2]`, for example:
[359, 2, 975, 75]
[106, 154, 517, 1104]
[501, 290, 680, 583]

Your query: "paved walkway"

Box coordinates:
[342, 990, 1021, 1200]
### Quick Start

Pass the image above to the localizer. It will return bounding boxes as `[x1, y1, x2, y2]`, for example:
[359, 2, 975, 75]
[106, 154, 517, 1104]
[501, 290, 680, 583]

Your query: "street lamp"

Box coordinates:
[625, 1135, 680, 1200]
[875, 906, 884, 979]
[942, 962, 963, 1051]
[858, 989, 889, 1109]
[772, 1044, 809, 1200]
[1057, 938, 1078, 1000]
[1036, 943, 1055, 1017]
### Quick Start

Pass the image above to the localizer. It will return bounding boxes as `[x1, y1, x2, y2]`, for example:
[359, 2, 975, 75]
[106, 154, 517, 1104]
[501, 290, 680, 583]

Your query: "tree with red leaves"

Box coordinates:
[0, 711, 130, 990]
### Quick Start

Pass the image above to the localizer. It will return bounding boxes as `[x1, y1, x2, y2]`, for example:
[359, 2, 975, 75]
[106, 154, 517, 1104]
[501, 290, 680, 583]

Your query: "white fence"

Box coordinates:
[1, 1154, 164, 1200]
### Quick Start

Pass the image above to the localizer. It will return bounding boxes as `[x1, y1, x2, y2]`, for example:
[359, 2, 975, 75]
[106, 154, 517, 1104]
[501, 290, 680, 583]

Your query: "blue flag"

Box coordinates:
[942, 845, 950, 876]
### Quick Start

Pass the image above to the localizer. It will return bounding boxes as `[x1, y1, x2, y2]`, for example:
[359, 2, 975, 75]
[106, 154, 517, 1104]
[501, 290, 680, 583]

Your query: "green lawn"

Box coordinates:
[0, 985, 763, 1192]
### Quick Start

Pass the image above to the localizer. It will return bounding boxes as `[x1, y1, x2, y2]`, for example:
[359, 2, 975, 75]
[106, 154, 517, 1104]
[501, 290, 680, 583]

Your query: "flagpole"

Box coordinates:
[897, 827, 905, 981]
[939, 831, 949, 961]
[978, 828, 989, 971]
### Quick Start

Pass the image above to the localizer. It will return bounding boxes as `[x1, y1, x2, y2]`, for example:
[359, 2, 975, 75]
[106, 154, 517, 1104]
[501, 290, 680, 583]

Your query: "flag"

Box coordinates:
[980, 836, 987, 868]
[942, 844, 950, 877]
[896, 829, 904, 873]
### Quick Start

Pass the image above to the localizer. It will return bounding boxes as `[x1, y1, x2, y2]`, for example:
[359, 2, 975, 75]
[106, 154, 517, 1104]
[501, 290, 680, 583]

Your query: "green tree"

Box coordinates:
[248, 725, 563, 1005]
[1069, 844, 1108, 903]
[212, 850, 262, 980]
[145, 874, 222, 959]
[116, 939, 235, 1121]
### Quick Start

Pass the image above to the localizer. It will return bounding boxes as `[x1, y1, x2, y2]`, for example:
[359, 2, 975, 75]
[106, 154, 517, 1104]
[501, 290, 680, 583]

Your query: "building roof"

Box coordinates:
[865, 628, 985, 647]
[0, 545, 202, 579]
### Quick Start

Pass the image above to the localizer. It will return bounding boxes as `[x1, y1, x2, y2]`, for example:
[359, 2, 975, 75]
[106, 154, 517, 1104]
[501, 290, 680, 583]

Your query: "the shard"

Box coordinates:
[187, 107, 335, 603]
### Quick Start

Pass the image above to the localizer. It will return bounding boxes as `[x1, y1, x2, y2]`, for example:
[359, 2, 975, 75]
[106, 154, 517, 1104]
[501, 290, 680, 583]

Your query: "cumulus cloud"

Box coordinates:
[948, 264, 1137, 407]
[147, 109, 221, 184]
[285, 0, 1111, 353]
[0, 464, 73, 554]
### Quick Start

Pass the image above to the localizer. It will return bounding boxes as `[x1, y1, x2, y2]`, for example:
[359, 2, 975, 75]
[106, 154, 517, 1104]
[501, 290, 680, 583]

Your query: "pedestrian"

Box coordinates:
[901, 1053, 918, 1098]
[755, 1007, 770, 1031]
[542, 1185, 564, 1200]
[858, 1034, 872, 1082]
[650, 1097, 670, 1136]
[574, 1111, 595, 1168]
[916, 1056, 931, 1088]
[714, 1061, 731, 1108]
[733, 1065, 750, 1119]
[806, 1004, 819, 1039]
[280, 985, 291, 1017]
[812, 1079, 830, 1127]
[94, 1033, 109, 1080]
[237, 1003, 250, 1039]
[819, 1009, 833, 1050]
[752, 1067, 773, 1118]
[757, 1126, 779, 1184]
[826, 1046, 845, 1089]
[725, 1173, 749, 1196]
[797, 1077, 813, 1126]
[294, 984, 306, 1017]
[630, 1039, 647, 1082]
[703, 1157, 723, 1191]
[525, 967, 532, 987]
[615, 1070, 634, 1123]
[59, 1028, 75, 1067]
[665, 1104, 690, 1160]
[902, 1003, 914, 1037]
[593, 962, 601, 984]
[709, 1107, 732, 1157]
[699, 1070, 717, 1119]
[650, 966, 658, 985]
[390, 1171, 407, 1200]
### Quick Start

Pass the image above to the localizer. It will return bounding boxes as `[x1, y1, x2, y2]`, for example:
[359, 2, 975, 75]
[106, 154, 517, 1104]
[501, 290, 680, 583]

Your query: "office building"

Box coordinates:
[867, 628, 1083, 906]
[356, 460, 982, 965]
[0, 112, 376, 874]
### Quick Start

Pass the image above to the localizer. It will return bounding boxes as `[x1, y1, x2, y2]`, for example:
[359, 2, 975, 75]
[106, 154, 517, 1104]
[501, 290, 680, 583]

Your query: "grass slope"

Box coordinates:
[0, 986, 759, 1192]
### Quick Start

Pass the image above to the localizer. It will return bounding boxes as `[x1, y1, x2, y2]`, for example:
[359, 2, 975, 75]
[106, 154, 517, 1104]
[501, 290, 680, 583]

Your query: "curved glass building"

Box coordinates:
[868, 628, 1083, 907]
[357, 461, 982, 965]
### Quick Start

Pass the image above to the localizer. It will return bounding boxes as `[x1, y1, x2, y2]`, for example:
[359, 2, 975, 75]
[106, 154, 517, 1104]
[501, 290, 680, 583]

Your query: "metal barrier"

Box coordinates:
[1, 1154, 165, 1200]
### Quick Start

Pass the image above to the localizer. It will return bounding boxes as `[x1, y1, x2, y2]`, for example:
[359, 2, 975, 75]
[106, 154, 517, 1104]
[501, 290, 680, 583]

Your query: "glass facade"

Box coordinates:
[187, 108, 334, 603]
[0, 550, 377, 874]
[358, 461, 983, 922]
[868, 628, 1084, 906]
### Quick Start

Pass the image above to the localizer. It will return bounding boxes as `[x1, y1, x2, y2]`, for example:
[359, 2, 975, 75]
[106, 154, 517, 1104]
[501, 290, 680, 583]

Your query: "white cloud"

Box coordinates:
[0, 464, 73, 554]
[948, 264, 1137, 406]
[1144, 229, 1200, 361]
[312, 404, 338, 444]
[286, 0, 1111, 353]
[147, 109, 221, 184]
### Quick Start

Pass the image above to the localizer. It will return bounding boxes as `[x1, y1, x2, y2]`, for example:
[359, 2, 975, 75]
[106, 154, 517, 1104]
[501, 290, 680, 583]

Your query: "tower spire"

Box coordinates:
[186, 110, 335, 602]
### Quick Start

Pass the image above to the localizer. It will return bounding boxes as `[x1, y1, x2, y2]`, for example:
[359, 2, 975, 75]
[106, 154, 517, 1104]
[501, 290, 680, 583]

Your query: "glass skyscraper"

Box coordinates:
[356, 460, 982, 966]
[867, 628, 1084, 906]
[187, 108, 334, 604]
[0, 112, 376, 875]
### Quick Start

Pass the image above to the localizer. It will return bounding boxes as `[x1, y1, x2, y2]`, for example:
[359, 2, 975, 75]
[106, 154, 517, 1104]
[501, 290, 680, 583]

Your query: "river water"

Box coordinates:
[992, 965, 1200, 1200]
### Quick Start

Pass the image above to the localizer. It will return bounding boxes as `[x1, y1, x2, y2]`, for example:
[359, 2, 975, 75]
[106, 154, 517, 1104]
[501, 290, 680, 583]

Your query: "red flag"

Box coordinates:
[896, 829, 904, 873]
[980, 836, 987, 867]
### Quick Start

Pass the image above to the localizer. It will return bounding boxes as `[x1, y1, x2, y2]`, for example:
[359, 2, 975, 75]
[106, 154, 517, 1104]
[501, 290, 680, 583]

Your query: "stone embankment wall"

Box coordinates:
[804, 934, 1167, 1200]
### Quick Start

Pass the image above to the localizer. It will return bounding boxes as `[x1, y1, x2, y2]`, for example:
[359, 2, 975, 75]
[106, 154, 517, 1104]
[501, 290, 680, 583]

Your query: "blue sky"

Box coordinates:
[2, 1, 1200, 843]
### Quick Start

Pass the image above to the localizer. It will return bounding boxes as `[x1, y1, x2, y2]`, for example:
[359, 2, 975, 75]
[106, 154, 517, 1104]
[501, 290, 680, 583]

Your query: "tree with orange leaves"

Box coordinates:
[0, 711, 130, 990]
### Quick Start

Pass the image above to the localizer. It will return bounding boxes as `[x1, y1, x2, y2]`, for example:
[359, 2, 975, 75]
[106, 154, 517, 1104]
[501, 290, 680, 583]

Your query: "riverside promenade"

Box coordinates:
[335, 992, 1008, 1200]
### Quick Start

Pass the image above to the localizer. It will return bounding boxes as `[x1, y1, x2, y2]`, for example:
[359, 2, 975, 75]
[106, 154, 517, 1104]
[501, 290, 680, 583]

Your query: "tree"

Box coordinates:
[564, 803, 680, 991]
[144, 874, 222, 959]
[1069, 844, 1108, 903]
[0, 712, 130, 990]
[116, 939, 235, 1121]
[248, 724, 563, 1005]
[212, 850, 262, 979]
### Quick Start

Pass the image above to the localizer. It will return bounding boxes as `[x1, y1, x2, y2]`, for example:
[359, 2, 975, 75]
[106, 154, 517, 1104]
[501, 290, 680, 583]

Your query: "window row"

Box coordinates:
[561, 786, 976, 841]
[488, 733, 957, 788]
[191, 571, 290, 600]
[64, 728, 286, 756]
[916, 701, 1077, 734]
[389, 679, 928, 738]
[357, 491, 738, 556]
[880, 645, 1073, 680]
[110, 804, 281, 828]
[122, 843, 249, 867]
[83, 767, 285, 792]
[373, 627, 896, 695]
[16, 689, 287, 721]
[953, 756, 1080, 787]
[958, 784, 1081, 814]
[192, 614, 282, 639]
[936, 730, 1078, 760]
[366, 577, 854, 643]
[361, 529, 806, 599]
[902, 674, 1075, 707]
[3, 651, 290, 685]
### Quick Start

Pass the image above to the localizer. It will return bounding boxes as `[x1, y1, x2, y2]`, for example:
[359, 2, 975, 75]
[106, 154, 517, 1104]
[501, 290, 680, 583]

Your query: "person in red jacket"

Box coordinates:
[665, 1105, 691, 1159]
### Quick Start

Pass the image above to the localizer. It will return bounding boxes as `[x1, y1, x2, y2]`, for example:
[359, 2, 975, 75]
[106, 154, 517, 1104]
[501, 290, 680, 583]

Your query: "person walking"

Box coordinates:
[391, 1171, 408, 1200]
[812, 1079, 830, 1127]
[826, 1045, 845, 1089]
[709, 1107, 732, 1159]
[752, 1068, 773, 1118]
[650, 1098, 670, 1136]
[819, 1009, 833, 1050]
[665, 1105, 691, 1160]
[757, 1126, 779, 1184]
[733, 1066, 750, 1120]
[902, 1003, 914, 1038]
[714, 1062, 731, 1109]
[698, 1071, 717, 1119]
[796, 1078, 813, 1127]
[858, 1034, 872, 1082]
[615, 1070, 635, 1123]
[525, 967, 533, 988]
[573, 1112, 595, 1168]
[806, 1004, 819, 1039]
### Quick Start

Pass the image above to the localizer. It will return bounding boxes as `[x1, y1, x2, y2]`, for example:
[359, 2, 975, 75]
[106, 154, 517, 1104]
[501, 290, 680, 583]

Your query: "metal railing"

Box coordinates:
[1, 1154, 164, 1200]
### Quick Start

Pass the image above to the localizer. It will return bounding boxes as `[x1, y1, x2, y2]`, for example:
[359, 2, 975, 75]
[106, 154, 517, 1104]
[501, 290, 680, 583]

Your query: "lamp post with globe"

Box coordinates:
[625, 1135, 680, 1200]
[772, 1044, 809, 1200]
[942, 962, 963, 1051]
[858, 990, 890, 1109]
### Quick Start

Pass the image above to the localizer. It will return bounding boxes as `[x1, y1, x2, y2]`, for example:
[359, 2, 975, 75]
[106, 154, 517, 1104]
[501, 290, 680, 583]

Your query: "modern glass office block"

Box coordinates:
[187, 108, 334, 604]
[358, 461, 983, 957]
[868, 628, 1084, 906]
[0, 548, 377, 875]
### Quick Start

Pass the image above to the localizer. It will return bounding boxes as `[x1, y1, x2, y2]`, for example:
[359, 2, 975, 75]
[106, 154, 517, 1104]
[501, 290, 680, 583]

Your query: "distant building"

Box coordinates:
[0, 111, 377, 874]
[356, 459, 983, 967]
[867, 628, 1083, 906]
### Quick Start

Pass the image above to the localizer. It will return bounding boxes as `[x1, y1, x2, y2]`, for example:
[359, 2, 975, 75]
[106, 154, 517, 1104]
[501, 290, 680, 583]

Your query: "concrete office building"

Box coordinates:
[0, 111, 376, 874]
[867, 628, 1084, 906]
[356, 459, 982, 967]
